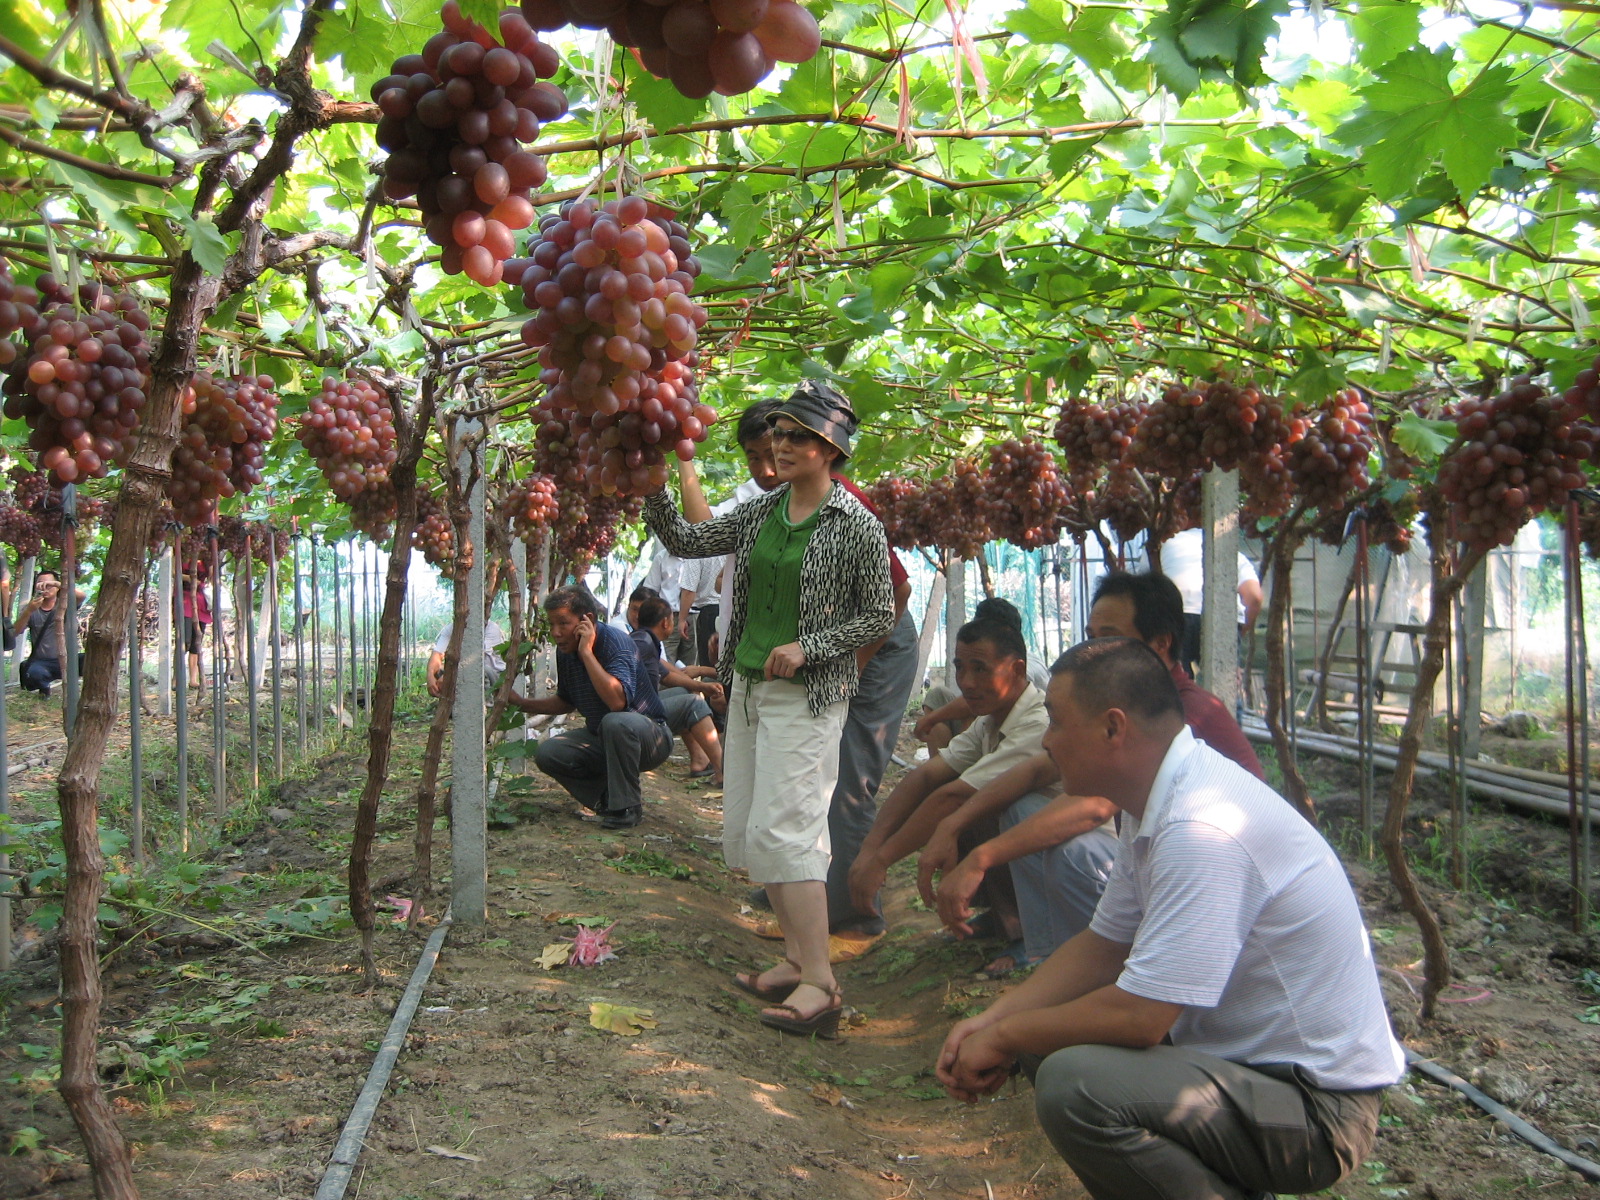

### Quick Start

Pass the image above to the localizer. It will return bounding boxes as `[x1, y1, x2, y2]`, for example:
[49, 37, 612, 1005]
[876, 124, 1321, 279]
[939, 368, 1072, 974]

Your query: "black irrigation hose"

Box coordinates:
[315, 911, 453, 1200]
[1405, 1049, 1600, 1181]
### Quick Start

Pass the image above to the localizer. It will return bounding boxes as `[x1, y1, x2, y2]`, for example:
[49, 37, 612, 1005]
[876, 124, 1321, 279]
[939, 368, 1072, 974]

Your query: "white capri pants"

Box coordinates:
[723, 674, 848, 884]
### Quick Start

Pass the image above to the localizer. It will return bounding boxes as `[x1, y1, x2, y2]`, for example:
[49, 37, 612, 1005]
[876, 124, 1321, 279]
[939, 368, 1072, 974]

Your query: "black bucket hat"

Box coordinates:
[767, 380, 859, 459]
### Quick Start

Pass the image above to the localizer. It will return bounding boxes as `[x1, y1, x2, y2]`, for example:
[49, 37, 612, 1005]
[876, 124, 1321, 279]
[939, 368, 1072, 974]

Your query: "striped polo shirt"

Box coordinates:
[1091, 727, 1405, 1091]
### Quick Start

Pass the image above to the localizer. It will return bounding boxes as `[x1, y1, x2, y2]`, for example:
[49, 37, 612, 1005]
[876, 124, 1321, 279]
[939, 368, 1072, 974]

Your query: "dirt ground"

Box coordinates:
[2, 696, 1600, 1200]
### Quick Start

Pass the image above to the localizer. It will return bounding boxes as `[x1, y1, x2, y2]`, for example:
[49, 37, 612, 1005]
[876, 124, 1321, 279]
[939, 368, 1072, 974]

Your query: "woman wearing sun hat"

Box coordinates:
[643, 380, 895, 1038]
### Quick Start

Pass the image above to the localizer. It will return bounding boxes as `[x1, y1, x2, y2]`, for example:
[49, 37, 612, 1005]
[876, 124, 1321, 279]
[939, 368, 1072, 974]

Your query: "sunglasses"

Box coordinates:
[770, 426, 821, 447]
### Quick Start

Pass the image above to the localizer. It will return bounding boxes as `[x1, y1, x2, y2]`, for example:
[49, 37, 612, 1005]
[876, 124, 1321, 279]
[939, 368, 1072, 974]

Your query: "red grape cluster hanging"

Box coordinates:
[0, 273, 152, 486]
[166, 372, 279, 526]
[519, 0, 821, 98]
[510, 196, 716, 497]
[412, 489, 457, 566]
[1438, 374, 1597, 551]
[1280, 388, 1374, 514]
[217, 515, 290, 563]
[374, 1, 569, 287]
[503, 471, 560, 539]
[983, 438, 1072, 550]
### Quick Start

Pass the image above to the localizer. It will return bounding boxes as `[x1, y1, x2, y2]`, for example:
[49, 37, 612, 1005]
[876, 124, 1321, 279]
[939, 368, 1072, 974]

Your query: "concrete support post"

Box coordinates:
[1200, 468, 1241, 713]
[943, 558, 966, 689]
[451, 421, 488, 926]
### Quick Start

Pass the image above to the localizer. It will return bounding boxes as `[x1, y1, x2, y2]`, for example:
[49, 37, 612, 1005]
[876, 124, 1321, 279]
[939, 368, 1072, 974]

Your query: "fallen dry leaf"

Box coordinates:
[423, 1145, 483, 1162]
[589, 1002, 659, 1035]
[809, 1082, 844, 1106]
[879, 1170, 905, 1182]
[537, 943, 572, 970]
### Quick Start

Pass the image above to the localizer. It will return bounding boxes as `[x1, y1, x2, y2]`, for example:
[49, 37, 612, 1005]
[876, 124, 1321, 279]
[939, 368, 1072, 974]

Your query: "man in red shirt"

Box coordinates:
[922, 571, 1265, 974]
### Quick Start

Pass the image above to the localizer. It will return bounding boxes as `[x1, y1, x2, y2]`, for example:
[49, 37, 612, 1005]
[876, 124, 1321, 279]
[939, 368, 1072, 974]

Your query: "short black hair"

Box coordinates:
[736, 399, 784, 448]
[973, 597, 1024, 631]
[955, 615, 1027, 662]
[1050, 637, 1182, 721]
[544, 584, 600, 620]
[628, 584, 660, 604]
[637, 596, 672, 629]
[1091, 571, 1185, 655]
[36, 569, 60, 583]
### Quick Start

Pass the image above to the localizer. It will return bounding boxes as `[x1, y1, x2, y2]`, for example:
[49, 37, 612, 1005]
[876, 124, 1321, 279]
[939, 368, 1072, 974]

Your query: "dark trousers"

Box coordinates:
[1032, 1044, 1383, 1200]
[825, 609, 920, 934]
[21, 656, 62, 694]
[535, 712, 672, 814]
[694, 604, 719, 669]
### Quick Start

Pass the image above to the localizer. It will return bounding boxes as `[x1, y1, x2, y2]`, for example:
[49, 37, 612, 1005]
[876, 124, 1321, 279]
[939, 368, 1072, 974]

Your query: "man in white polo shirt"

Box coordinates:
[937, 637, 1403, 1200]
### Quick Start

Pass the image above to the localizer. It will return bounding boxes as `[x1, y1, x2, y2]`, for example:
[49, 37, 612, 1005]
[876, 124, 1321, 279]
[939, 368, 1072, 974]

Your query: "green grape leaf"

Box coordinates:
[1347, 0, 1421, 68]
[1392, 411, 1458, 460]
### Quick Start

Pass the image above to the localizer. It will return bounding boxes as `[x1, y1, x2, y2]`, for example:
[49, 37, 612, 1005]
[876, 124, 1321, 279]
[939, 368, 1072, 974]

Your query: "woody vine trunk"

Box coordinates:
[55, 251, 219, 1200]
[1381, 516, 1484, 1019]
[1262, 509, 1315, 821]
[348, 381, 434, 987]
[409, 428, 475, 921]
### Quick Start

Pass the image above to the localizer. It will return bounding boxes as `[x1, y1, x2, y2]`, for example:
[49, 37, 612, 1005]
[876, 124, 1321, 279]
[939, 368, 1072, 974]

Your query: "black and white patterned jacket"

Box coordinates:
[643, 483, 894, 716]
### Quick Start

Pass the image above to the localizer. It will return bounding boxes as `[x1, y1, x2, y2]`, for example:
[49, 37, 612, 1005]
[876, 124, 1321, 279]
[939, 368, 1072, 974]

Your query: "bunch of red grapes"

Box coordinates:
[0, 274, 153, 485]
[166, 372, 279, 526]
[297, 375, 400, 502]
[1132, 382, 1211, 480]
[0, 505, 43, 558]
[862, 476, 922, 550]
[8, 464, 47, 510]
[217, 515, 289, 563]
[1053, 394, 1141, 493]
[517, 0, 819, 98]
[504, 471, 560, 538]
[1438, 374, 1597, 550]
[511, 196, 716, 497]
[552, 482, 641, 566]
[412, 489, 456, 566]
[374, 1, 568, 287]
[908, 458, 991, 560]
[983, 438, 1072, 550]
[1279, 388, 1374, 514]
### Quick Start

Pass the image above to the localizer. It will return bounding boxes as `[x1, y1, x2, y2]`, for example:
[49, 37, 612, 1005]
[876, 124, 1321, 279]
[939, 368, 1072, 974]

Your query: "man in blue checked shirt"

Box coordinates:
[511, 584, 672, 831]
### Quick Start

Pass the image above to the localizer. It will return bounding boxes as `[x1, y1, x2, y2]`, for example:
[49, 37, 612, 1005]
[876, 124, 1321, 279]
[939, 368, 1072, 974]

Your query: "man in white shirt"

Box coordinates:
[937, 637, 1403, 1200]
[427, 618, 508, 696]
[640, 542, 687, 665]
[847, 612, 1047, 965]
[1157, 525, 1262, 678]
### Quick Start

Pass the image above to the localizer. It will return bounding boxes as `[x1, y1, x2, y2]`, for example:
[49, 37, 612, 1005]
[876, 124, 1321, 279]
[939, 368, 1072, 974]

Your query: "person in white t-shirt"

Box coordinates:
[427, 618, 508, 696]
[1156, 525, 1262, 678]
[936, 638, 1402, 1200]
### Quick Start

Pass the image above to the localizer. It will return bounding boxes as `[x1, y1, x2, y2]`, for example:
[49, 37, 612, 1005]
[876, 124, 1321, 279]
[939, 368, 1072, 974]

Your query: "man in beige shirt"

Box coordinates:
[847, 611, 1045, 966]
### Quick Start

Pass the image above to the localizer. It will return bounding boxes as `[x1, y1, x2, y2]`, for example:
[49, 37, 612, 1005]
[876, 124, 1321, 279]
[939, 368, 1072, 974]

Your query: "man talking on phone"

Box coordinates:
[511, 585, 672, 830]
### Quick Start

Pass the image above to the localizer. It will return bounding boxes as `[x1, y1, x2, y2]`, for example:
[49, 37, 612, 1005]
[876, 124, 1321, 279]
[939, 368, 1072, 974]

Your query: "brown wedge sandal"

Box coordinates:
[732, 958, 801, 1002]
[759, 982, 843, 1040]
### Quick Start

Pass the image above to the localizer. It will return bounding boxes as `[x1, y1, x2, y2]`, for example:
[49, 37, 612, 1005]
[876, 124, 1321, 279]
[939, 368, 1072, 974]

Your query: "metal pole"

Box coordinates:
[156, 547, 172, 716]
[1355, 515, 1374, 856]
[271, 537, 283, 778]
[330, 538, 343, 732]
[293, 530, 306, 755]
[172, 532, 188, 851]
[128, 605, 143, 865]
[245, 532, 259, 793]
[61, 484, 79, 739]
[1566, 503, 1588, 930]
[312, 536, 324, 735]
[348, 540, 358, 725]
[211, 523, 225, 817]
[0, 555, 10, 969]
